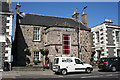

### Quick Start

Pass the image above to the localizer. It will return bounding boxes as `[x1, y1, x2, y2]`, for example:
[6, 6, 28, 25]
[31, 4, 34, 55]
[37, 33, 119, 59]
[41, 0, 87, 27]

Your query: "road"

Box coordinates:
[1, 68, 120, 80]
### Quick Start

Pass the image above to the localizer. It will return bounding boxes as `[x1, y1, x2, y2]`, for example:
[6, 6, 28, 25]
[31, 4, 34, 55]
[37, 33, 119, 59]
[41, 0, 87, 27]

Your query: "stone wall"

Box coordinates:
[13, 25, 44, 66]
[44, 27, 78, 62]
[80, 30, 92, 63]
[14, 24, 91, 65]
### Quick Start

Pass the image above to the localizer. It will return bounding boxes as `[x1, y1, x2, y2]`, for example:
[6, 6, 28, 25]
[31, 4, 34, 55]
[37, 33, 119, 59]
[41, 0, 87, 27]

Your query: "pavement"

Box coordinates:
[1, 68, 99, 79]
[1, 69, 52, 78]
[1, 68, 120, 80]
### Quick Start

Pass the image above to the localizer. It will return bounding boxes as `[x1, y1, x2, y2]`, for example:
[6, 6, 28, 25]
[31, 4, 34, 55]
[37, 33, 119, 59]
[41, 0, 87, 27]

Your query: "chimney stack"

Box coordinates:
[15, 2, 21, 14]
[7, 0, 13, 13]
[104, 19, 113, 23]
[72, 10, 79, 21]
[82, 11, 87, 27]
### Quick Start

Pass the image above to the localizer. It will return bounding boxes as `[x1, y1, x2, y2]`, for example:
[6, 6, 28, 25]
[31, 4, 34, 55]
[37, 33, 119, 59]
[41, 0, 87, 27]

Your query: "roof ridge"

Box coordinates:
[22, 12, 74, 20]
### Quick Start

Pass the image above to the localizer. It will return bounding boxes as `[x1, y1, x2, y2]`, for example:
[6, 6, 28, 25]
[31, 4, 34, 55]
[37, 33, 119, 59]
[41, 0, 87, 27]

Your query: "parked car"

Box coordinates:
[52, 57, 93, 75]
[98, 57, 120, 72]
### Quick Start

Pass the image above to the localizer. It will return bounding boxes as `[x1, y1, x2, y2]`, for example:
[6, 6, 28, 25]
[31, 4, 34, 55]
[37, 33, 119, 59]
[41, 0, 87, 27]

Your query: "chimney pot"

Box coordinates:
[17, 2, 20, 5]
[72, 10, 79, 21]
[105, 19, 112, 22]
[82, 11, 87, 27]
[74, 11, 77, 14]
[16, 2, 21, 14]
[83, 11, 85, 15]
[104, 19, 113, 24]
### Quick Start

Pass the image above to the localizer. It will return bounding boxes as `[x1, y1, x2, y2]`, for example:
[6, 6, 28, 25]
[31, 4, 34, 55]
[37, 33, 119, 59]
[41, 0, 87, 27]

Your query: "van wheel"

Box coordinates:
[86, 68, 91, 73]
[111, 66, 116, 72]
[61, 69, 67, 75]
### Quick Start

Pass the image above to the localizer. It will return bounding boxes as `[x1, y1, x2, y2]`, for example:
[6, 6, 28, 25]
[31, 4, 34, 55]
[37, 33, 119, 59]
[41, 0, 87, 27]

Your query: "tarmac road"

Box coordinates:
[1, 68, 120, 80]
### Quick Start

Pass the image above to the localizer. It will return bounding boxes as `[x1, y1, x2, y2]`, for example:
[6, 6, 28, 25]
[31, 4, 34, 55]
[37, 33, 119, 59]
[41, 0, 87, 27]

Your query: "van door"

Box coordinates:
[61, 58, 75, 72]
[74, 59, 86, 71]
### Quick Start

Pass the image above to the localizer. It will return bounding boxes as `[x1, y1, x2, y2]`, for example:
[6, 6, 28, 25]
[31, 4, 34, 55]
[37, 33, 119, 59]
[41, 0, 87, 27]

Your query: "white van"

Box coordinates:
[52, 57, 93, 75]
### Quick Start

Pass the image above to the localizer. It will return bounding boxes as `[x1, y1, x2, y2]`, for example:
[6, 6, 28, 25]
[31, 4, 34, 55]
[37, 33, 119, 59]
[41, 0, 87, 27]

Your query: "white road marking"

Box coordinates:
[2, 73, 20, 76]
[106, 74, 113, 77]
[64, 73, 91, 77]
[81, 75, 104, 78]
[58, 75, 63, 77]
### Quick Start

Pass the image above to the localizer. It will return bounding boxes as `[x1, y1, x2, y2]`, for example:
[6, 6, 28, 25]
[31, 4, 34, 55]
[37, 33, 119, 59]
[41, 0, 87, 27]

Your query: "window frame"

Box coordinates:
[96, 31, 100, 43]
[116, 31, 120, 43]
[54, 58, 59, 64]
[62, 34, 70, 54]
[33, 51, 41, 61]
[117, 49, 120, 57]
[75, 59, 83, 64]
[33, 27, 41, 41]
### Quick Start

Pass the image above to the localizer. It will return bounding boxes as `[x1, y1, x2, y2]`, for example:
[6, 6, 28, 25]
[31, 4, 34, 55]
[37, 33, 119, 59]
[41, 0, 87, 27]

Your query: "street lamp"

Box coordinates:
[78, 6, 87, 59]
[80, 6, 87, 18]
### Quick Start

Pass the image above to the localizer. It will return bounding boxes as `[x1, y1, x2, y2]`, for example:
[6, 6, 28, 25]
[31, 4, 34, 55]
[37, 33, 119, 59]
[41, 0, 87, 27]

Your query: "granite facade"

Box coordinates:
[44, 27, 78, 62]
[13, 24, 91, 66]
[13, 3, 92, 66]
[80, 30, 92, 63]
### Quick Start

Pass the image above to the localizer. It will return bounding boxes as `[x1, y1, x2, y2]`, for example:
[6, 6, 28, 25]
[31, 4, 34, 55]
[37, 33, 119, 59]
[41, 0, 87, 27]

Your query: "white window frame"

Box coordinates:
[33, 51, 41, 61]
[33, 27, 41, 41]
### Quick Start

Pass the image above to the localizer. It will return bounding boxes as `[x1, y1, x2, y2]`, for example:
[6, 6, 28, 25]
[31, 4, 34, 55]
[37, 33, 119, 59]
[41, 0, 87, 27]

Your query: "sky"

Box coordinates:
[12, 2, 118, 33]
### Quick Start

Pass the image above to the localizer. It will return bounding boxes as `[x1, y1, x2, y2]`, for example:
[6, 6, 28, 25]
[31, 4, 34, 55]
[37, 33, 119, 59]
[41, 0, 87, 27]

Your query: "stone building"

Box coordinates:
[0, 0, 13, 71]
[13, 3, 91, 66]
[91, 19, 120, 61]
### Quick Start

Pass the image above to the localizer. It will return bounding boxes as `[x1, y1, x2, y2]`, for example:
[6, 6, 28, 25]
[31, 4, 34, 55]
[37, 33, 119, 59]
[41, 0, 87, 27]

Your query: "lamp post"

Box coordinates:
[78, 6, 87, 58]
[81, 6, 87, 17]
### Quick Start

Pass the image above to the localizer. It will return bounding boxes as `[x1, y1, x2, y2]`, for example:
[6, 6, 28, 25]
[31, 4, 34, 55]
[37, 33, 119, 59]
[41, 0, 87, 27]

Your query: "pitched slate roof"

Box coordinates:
[19, 13, 88, 30]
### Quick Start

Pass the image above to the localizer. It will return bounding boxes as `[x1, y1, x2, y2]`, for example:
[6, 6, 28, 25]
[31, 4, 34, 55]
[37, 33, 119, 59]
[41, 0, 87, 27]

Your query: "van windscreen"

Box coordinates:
[54, 58, 59, 64]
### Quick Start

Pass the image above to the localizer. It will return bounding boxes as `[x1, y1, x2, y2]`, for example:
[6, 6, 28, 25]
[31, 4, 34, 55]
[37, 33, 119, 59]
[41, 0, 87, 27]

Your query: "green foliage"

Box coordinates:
[24, 48, 30, 52]
[40, 49, 44, 51]
[24, 48, 31, 56]
[45, 57, 49, 60]
[44, 48, 49, 51]
[33, 60, 41, 65]
[29, 64, 33, 67]
[40, 48, 49, 56]
[25, 57, 30, 64]
[40, 49, 44, 56]
[37, 60, 40, 63]
[33, 60, 38, 65]
[90, 57, 94, 62]
[44, 48, 49, 55]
